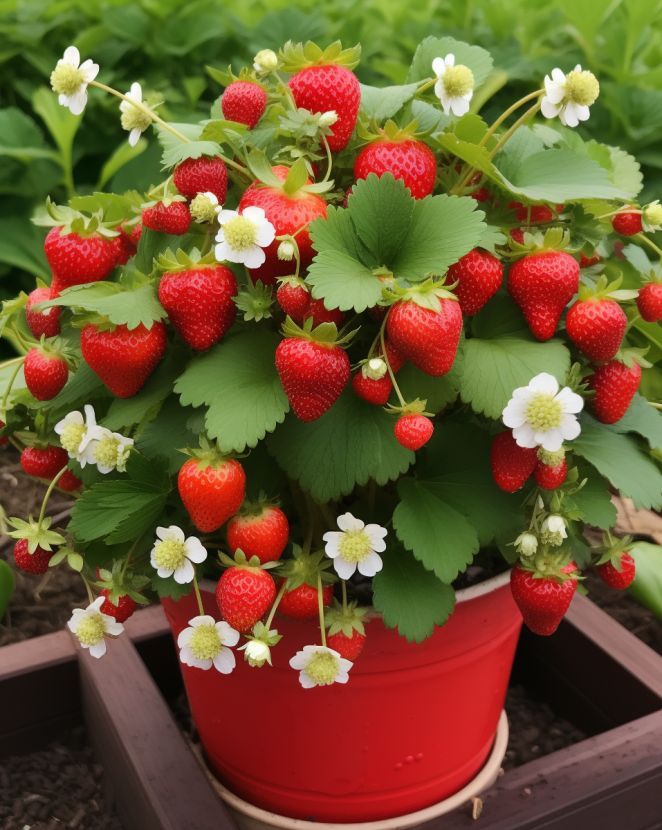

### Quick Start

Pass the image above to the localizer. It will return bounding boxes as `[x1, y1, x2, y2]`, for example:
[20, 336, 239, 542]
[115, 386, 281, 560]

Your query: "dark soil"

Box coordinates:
[0, 726, 123, 830]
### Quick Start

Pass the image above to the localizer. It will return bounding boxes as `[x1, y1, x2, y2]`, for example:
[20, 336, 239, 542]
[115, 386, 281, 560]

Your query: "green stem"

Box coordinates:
[635, 234, 662, 259]
[0, 357, 24, 417]
[486, 102, 541, 161]
[38, 465, 69, 527]
[81, 575, 95, 605]
[341, 579, 348, 614]
[317, 574, 327, 647]
[379, 316, 406, 406]
[479, 89, 543, 147]
[321, 134, 333, 184]
[651, 402, 662, 411]
[415, 77, 436, 96]
[192, 573, 205, 617]
[265, 579, 288, 629]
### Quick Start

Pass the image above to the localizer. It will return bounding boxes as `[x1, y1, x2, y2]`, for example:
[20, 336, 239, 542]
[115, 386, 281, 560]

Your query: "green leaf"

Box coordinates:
[0, 107, 58, 163]
[306, 250, 383, 312]
[460, 336, 571, 419]
[604, 394, 662, 449]
[348, 174, 415, 267]
[32, 86, 80, 169]
[394, 478, 479, 581]
[157, 123, 220, 168]
[568, 469, 617, 529]
[174, 329, 288, 453]
[97, 138, 148, 190]
[267, 389, 414, 503]
[137, 396, 198, 473]
[133, 228, 187, 274]
[0, 560, 15, 620]
[407, 37, 494, 88]
[573, 417, 662, 510]
[0, 216, 48, 278]
[372, 544, 456, 642]
[359, 83, 419, 121]
[394, 362, 459, 413]
[629, 543, 662, 619]
[46, 281, 167, 330]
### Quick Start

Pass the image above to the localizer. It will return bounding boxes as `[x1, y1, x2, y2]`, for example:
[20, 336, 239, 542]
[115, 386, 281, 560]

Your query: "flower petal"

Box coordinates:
[502, 399, 528, 428]
[216, 621, 240, 647]
[184, 537, 207, 564]
[529, 373, 559, 395]
[255, 220, 276, 247]
[538, 428, 563, 452]
[63, 46, 80, 66]
[68, 88, 88, 116]
[213, 648, 236, 674]
[242, 246, 266, 269]
[556, 387, 584, 414]
[357, 551, 383, 577]
[88, 641, 107, 659]
[431, 57, 446, 77]
[177, 627, 194, 647]
[559, 413, 581, 441]
[241, 206, 265, 223]
[512, 423, 537, 448]
[336, 513, 363, 532]
[333, 557, 358, 580]
[173, 558, 194, 584]
[541, 98, 562, 119]
[298, 672, 317, 689]
[289, 652, 308, 670]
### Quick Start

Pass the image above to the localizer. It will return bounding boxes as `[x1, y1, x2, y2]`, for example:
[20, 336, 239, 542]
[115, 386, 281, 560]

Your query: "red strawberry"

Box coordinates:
[637, 283, 662, 323]
[597, 552, 636, 590]
[289, 64, 360, 152]
[216, 564, 276, 633]
[112, 229, 137, 265]
[508, 251, 579, 340]
[141, 201, 191, 235]
[13, 539, 52, 575]
[394, 413, 434, 451]
[351, 367, 392, 406]
[327, 630, 365, 660]
[386, 297, 462, 376]
[490, 431, 537, 493]
[510, 228, 525, 245]
[59, 469, 82, 492]
[354, 139, 437, 199]
[565, 298, 627, 362]
[178, 456, 246, 533]
[381, 339, 406, 373]
[534, 458, 568, 490]
[612, 211, 642, 236]
[275, 325, 350, 422]
[227, 504, 289, 564]
[45, 227, 118, 294]
[588, 360, 641, 424]
[25, 288, 61, 338]
[20, 446, 68, 481]
[238, 165, 327, 285]
[579, 252, 601, 268]
[23, 346, 68, 401]
[279, 582, 333, 619]
[508, 202, 556, 224]
[100, 590, 138, 622]
[81, 321, 167, 398]
[158, 265, 237, 351]
[304, 298, 344, 327]
[471, 187, 491, 203]
[448, 249, 503, 316]
[510, 563, 578, 636]
[0, 419, 7, 447]
[220, 81, 267, 129]
[127, 222, 143, 247]
[173, 157, 228, 202]
[277, 277, 311, 322]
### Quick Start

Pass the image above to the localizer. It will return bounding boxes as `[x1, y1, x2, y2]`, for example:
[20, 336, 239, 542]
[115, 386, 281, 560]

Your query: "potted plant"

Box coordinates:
[1, 34, 661, 827]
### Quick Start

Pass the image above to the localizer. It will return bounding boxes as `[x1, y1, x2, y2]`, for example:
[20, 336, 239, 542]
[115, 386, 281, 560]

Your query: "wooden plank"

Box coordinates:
[79, 630, 237, 830]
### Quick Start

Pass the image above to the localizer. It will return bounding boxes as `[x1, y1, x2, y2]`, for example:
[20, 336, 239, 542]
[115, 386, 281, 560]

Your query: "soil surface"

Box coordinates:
[0, 726, 123, 830]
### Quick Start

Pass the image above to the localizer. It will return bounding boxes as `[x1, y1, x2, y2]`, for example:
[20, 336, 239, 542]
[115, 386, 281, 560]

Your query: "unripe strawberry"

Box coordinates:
[24, 346, 68, 401]
[13, 539, 52, 575]
[448, 249, 503, 316]
[637, 283, 662, 323]
[354, 139, 437, 199]
[220, 81, 267, 129]
[612, 211, 642, 236]
[588, 360, 641, 424]
[173, 156, 228, 202]
[597, 552, 635, 590]
[25, 288, 61, 338]
[565, 298, 627, 362]
[142, 201, 191, 235]
[394, 413, 434, 451]
[490, 431, 537, 493]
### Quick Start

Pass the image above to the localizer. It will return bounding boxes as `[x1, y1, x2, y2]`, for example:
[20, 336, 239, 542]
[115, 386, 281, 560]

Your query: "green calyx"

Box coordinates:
[281, 315, 355, 348]
[94, 561, 150, 605]
[537, 447, 565, 466]
[615, 347, 652, 370]
[506, 226, 572, 258]
[157, 247, 219, 273]
[519, 551, 579, 582]
[576, 274, 638, 303]
[235, 281, 274, 322]
[357, 119, 422, 144]
[387, 398, 432, 417]
[181, 437, 236, 469]
[7, 516, 65, 554]
[383, 277, 458, 311]
[279, 40, 361, 72]
[247, 151, 333, 197]
[325, 599, 367, 637]
[33, 197, 119, 239]
[219, 548, 278, 571]
[277, 545, 335, 589]
[594, 533, 633, 568]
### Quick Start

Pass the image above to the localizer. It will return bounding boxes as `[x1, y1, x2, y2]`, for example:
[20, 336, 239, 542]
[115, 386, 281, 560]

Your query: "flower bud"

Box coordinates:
[515, 532, 538, 557]
[242, 638, 272, 667]
[253, 49, 278, 75]
[364, 358, 387, 380]
[277, 240, 296, 261]
[541, 514, 567, 547]
[319, 110, 338, 128]
[190, 192, 219, 224]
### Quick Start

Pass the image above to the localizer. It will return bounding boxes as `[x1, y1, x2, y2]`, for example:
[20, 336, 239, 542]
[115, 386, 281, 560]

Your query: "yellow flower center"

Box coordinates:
[153, 539, 187, 571]
[564, 70, 599, 106]
[538, 448, 565, 466]
[305, 651, 340, 685]
[120, 101, 152, 134]
[442, 64, 474, 98]
[190, 194, 217, 223]
[189, 624, 222, 660]
[60, 422, 86, 454]
[50, 63, 85, 96]
[94, 435, 120, 468]
[525, 393, 562, 431]
[76, 613, 106, 646]
[338, 529, 373, 563]
[223, 216, 258, 251]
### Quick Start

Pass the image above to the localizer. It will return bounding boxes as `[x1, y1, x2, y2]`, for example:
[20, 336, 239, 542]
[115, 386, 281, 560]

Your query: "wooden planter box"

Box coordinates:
[1, 595, 660, 830]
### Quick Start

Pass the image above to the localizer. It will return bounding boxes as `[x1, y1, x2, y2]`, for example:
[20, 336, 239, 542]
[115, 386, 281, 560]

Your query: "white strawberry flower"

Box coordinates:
[50, 46, 99, 116]
[119, 82, 152, 146]
[190, 191, 219, 224]
[322, 513, 387, 579]
[541, 65, 599, 128]
[253, 49, 279, 75]
[67, 596, 124, 659]
[150, 525, 207, 584]
[289, 644, 353, 689]
[214, 206, 276, 269]
[541, 514, 568, 546]
[54, 404, 105, 465]
[178, 615, 239, 673]
[515, 532, 538, 557]
[432, 54, 474, 117]
[239, 638, 273, 667]
[84, 428, 134, 474]
[502, 373, 584, 453]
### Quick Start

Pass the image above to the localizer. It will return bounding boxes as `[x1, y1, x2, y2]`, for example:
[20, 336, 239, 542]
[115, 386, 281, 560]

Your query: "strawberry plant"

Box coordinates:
[0, 36, 661, 691]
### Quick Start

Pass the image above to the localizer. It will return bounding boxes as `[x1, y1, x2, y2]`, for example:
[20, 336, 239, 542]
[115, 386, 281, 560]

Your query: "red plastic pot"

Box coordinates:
[162, 571, 521, 823]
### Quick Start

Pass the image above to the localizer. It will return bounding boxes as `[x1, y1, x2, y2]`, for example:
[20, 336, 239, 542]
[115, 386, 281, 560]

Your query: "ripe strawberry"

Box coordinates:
[59, 469, 82, 492]
[238, 165, 327, 285]
[510, 563, 578, 636]
[381, 339, 406, 373]
[0, 420, 7, 447]
[508, 202, 556, 224]
[289, 64, 360, 152]
[612, 211, 642, 236]
[354, 139, 437, 199]
[510, 228, 525, 245]
[394, 413, 434, 451]
[81, 321, 167, 398]
[534, 458, 568, 490]
[45, 227, 118, 295]
[352, 369, 392, 406]
[304, 298, 344, 327]
[220, 81, 267, 129]
[23, 346, 68, 401]
[597, 552, 636, 590]
[508, 251, 579, 340]
[20, 446, 68, 481]
[637, 283, 662, 323]
[216, 564, 276, 633]
[275, 327, 350, 422]
[279, 582, 333, 619]
[25, 288, 61, 338]
[111, 227, 139, 265]
[565, 298, 627, 362]
[588, 360, 641, 424]
[386, 297, 462, 376]
[448, 249, 503, 316]
[327, 630, 366, 660]
[277, 277, 311, 322]
[141, 201, 191, 235]
[100, 589, 138, 622]
[471, 187, 491, 203]
[579, 251, 601, 268]
[178, 456, 246, 533]
[227, 504, 289, 564]
[173, 156, 228, 202]
[490, 431, 537, 493]
[158, 265, 237, 351]
[13, 539, 52, 575]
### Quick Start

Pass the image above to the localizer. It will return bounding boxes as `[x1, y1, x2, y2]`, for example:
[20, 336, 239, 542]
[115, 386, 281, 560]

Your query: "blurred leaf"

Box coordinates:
[629, 542, 662, 619]
[97, 138, 148, 190]
[0, 560, 15, 620]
